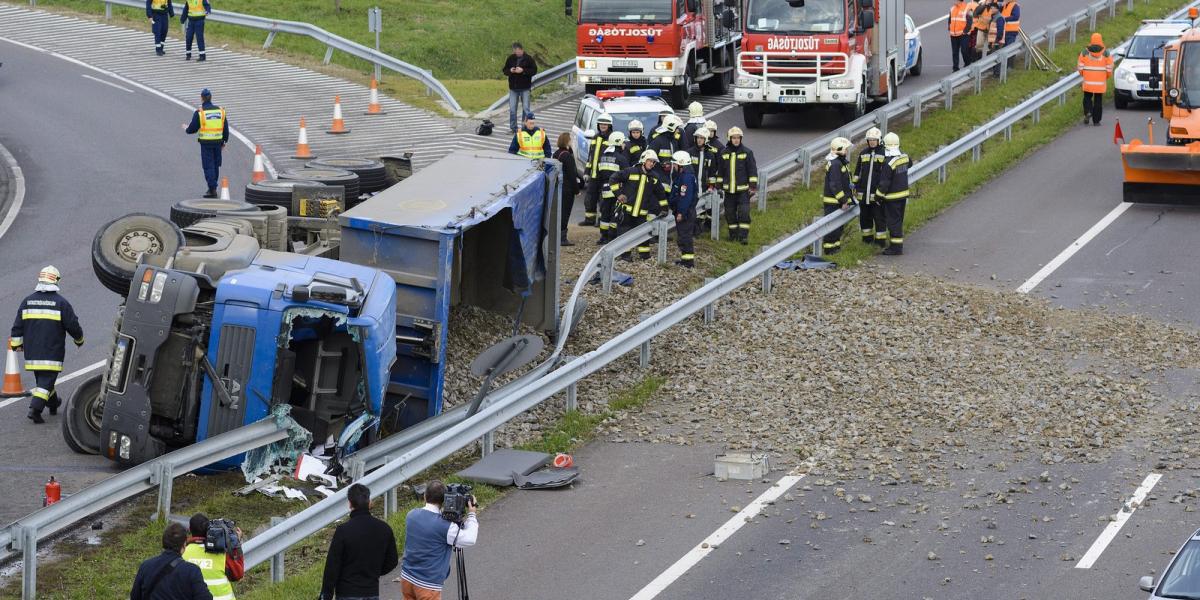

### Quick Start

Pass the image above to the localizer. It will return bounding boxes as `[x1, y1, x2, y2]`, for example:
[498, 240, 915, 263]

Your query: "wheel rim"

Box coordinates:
[117, 229, 165, 261]
[83, 390, 104, 433]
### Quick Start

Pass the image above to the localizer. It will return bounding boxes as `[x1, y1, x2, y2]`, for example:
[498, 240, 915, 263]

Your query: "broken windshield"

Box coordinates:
[747, 0, 845, 34]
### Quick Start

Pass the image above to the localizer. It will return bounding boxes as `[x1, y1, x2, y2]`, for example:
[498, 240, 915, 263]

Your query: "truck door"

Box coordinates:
[204, 323, 255, 436]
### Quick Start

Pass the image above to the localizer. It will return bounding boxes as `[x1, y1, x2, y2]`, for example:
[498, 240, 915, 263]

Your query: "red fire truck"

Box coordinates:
[734, 0, 905, 127]
[575, 0, 744, 108]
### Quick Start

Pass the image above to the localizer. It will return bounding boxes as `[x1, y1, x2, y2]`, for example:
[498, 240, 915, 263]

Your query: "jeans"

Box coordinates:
[508, 89, 531, 132]
[200, 143, 222, 191]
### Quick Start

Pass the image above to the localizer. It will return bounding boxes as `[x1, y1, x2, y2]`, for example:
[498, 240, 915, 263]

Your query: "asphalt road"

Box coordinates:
[0, 38, 253, 523]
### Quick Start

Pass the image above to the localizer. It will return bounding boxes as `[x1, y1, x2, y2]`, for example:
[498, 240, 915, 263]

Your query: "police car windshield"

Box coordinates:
[1159, 539, 1200, 598]
[747, 0, 844, 34]
[1127, 35, 1175, 60]
[580, 0, 672, 24]
[610, 111, 662, 136]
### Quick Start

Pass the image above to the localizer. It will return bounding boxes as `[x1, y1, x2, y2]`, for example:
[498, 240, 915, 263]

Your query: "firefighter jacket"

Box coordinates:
[822, 155, 854, 206]
[875, 152, 912, 202]
[687, 143, 720, 187]
[1077, 47, 1113, 94]
[648, 130, 681, 163]
[853, 145, 887, 201]
[10, 290, 83, 372]
[598, 147, 631, 199]
[625, 133, 647, 165]
[670, 169, 699, 216]
[716, 143, 759, 193]
[682, 118, 706, 144]
[584, 130, 611, 179]
[609, 165, 669, 218]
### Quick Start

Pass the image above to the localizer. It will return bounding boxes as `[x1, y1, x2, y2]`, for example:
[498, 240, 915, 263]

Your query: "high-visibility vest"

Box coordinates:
[186, 0, 205, 16]
[197, 107, 225, 142]
[949, 3, 970, 36]
[516, 128, 546, 159]
[151, 0, 169, 10]
[1077, 49, 1113, 94]
[1001, 2, 1020, 33]
[182, 543, 235, 600]
[973, 7, 991, 31]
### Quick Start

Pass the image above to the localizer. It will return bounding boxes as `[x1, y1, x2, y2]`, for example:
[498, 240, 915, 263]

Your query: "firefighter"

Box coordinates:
[853, 127, 888, 246]
[875, 133, 911, 256]
[11, 266, 83, 425]
[687, 127, 719, 189]
[650, 108, 674, 141]
[669, 151, 699, 268]
[146, 0, 174, 56]
[649, 116, 683, 185]
[626, 119, 648, 163]
[705, 120, 723, 151]
[683, 101, 706, 142]
[821, 137, 855, 255]
[180, 0, 210, 61]
[949, 0, 973, 71]
[716, 127, 757, 245]
[508, 111, 551, 159]
[580, 113, 614, 226]
[609, 150, 669, 260]
[1078, 33, 1113, 126]
[597, 131, 630, 244]
[182, 88, 229, 198]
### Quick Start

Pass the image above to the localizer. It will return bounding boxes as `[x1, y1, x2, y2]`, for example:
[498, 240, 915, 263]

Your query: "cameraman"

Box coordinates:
[400, 480, 479, 600]
[184, 514, 244, 599]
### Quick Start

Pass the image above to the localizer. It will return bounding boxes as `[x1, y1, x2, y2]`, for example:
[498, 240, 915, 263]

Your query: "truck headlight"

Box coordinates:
[654, 60, 673, 71]
[119, 435, 131, 460]
[736, 76, 757, 88]
[579, 75, 591, 83]
[578, 59, 597, 70]
[827, 78, 856, 90]
[149, 272, 168, 304]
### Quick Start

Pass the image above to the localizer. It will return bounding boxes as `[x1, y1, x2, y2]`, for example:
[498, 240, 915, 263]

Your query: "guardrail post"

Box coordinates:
[1126, 0, 1132, 10]
[703, 278, 716, 323]
[1108, 0, 1116, 18]
[972, 64, 982, 94]
[481, 431, 495, 457]
[601, 251, 614, 294]
[1047, 27, 1056, 53]
[1004, 125, 1012, 141]
[760, 247, 773, 294]
[1069, 18, 1078, 44]
[656, 221, 669, 265]
[942, 79, 953, 110]
[566, 382, 577, 412]
[1025, 42, 1033, 70]
[999, 57, 1008, 83]
[21, 525, 37, 600]
[810, 217, 822, 256]
[639, 338, 650, 369]
[323, 46, 334, 65]
[263, 31, 276, 50]
[937, 164, 947, 184]
[710, 193, 721, 241]
[1058, 92, 1066, 107]
[380, 458, 398, 518]
[1033, 107, 1041, 125]
[972, 145, 981, 163]
[104, 2, 111, 19]
[757, 173, 769, 212]
[913, 97, 922, 128]
[1088, 7, 1097, 30]
[799, 148, 812, 188]
[269, 517, 285, 583]
[152, 462, 174, 522]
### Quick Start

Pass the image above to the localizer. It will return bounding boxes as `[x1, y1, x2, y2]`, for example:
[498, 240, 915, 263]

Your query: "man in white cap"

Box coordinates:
[10, 266, 84, 424]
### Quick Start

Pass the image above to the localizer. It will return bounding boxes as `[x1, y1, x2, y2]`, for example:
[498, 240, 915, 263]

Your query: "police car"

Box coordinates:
[571, 89, 674, 171]
[899, 14, 924, 84]
[1115, 19, 1191, 109]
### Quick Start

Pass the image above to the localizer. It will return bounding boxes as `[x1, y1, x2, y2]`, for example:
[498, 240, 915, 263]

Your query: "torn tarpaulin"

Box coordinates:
[241, 404, 314, 483]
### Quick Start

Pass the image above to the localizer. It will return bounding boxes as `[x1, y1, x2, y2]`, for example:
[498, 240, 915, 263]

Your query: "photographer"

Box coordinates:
[184, 513, 244, 599]
[400, 480, 479, 600]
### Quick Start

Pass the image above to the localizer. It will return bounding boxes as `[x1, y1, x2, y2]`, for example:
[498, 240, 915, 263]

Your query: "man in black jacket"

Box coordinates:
[130, 522, 213, 600]
[11, 266, 83, 424]
[502, 42, 537, 134]
[320, 483, 399, 600]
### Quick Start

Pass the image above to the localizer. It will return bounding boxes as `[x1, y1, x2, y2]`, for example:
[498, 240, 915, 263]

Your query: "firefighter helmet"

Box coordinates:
[597, 113, 613, 126]
[693, 127, 710, 140]
[831, 137, 852, 154]
[883, 132, 901, 148]
[688, 101, 704, 118]
[865, 127, 883, 141]
[705, 120, 718, 134]
[664, 115, 683, 131]
[607, 131, 626, 145]
[639, 149, 659, 163]
[672, 151, 692, 166]
[38, 266, 61, 285]
[629, 119, 644, 132]
[727, 126, 744, 138]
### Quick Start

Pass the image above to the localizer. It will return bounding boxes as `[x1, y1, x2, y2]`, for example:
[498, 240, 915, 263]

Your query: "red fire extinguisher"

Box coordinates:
[43, 476, 61, 507]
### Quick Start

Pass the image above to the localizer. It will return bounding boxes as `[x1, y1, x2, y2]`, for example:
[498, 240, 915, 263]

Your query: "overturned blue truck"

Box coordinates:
[68, 151, 561, 466]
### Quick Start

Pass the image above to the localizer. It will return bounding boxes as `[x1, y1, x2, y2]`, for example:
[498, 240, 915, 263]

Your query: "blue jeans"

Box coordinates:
[185, 17, 205, 57]
[200, 143, 222, 191]
[508, 89, 531, 132]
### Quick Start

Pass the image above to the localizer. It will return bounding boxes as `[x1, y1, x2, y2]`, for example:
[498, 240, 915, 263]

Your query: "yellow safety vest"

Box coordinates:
[197, 107, 225, 142]
[182, 543, 235, 600]
[186, 0, 205, 17]
[517, 129, 546, 159]
[151, 0, 169, 10]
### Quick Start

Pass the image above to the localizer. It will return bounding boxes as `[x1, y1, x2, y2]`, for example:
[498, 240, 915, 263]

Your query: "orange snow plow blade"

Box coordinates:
[1121, 139, 1200, 204]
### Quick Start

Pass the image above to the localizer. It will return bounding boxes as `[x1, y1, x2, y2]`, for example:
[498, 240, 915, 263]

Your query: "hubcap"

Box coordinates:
[84, 391, 104, 433]
[117, 229, 164, 261]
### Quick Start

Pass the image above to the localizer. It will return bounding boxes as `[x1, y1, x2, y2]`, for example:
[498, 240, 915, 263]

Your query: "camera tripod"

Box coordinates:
[454, 546, 470, 600]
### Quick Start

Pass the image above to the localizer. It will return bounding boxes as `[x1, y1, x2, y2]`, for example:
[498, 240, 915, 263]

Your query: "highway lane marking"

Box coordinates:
[0, 139, 26, 244]
[1075, 472, 1162, 570]
[0, 359, 105, 410]
[627, 473, 806, 600]
[1016, 202, 1132, 294]
[80, 74, 133, 94]
[918, 15, 949, 31]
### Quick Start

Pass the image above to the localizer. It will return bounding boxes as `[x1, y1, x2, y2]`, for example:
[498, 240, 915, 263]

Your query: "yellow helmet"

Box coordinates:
[865, 127, 883, 141]
[727, 126, 744, 138]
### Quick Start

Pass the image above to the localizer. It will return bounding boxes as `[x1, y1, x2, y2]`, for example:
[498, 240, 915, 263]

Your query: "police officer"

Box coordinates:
[180, 0, 210, 61]
[716, 127, 758, 245]
[146, 0, 174, 56]
[876, 133, 911, 255]
[508, 111, 551, 159]
[669, 151, 699, 268]
[10, 266, 83, 425]
[683, 101, 706, 142]
[596, 131, 630, 244]
[183, 88, 229, 198]
[625, 120, 648, 163]
[853, 127, 888, 246]
[821, 137, 855, 255]
[580, 113, 614, 226]
[609, 150, 669, 260]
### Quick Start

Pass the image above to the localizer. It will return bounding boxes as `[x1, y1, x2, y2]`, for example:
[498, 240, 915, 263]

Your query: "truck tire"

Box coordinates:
[63, 374, 105, 455]
[839, 83, 867, 124]
[278, 168, 360, 209]
[170, 199, 257, 229]
[742, 104, 763, 129]
[669, 71, 693, 109]
[92, 213, 185, 296]
[254, 205, 288, 251]
[245, 179, 324, 213]
[306, 157, 389, 195]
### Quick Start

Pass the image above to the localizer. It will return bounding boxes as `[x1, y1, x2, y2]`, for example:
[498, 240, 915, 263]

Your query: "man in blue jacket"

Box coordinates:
[145, 0, 174, 56]
[668, 151, 698, 269]
[183, 88, 229, 198]
[180, 0, 211, 61]
[129, 522, 213, 600]
[401, 480, 479, 599]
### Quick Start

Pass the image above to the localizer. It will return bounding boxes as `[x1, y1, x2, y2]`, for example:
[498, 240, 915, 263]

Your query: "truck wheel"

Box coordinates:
[669, 71, 693, 109]
[839, 83, 867, 124]
[910, 48, 923, 76]
[245, 179, 323, 213]
[62, 374, 105, 455]
[92, 213, 185, 296]
[278, 168, 361, 209]
[1114, 93, 1129, 110]
[170, 199, 257, 229]
[742, 105, 763, 129]
[306, 157, 389, 195]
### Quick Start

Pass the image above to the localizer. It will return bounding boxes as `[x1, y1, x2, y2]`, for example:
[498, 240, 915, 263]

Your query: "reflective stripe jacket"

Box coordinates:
[508, 127, 551, 158]
[822, 155, 854, 205]
[185, 101, 229, 145]
[716, 144, 759, 193]
[670, 169, 699, 215]
[853, 145, 887, 201]
[180, 0, 208, 20]
[1077, 47, 1114, 94]
[949, 2, 971, 36]
[687, 142, 720, 187]
[585, 130, 610, 178]
[625, 133, 647, 165]
[609, 166, 669, 217]
[183, 543, 236, 600]
[875, 153, 912, 202]
[146, 0, 174, 17]
[1001, 2, 1020, 33]
[10, 290, 83, 372]
[648, 130, 680, 162]
[598, 147, 631, 199]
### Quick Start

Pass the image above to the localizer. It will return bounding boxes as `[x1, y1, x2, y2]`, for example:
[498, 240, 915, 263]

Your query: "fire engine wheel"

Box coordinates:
[839, 81, 867, 124]
[62, 374, 104, 455]
[742, 104, 763, 129]
[670, 71, 693, 109]
[92, 213, 185, 296]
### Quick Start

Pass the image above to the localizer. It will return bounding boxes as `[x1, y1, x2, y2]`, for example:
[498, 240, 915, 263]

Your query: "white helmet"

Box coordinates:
[671, 150, 692, 166]
[693, 127, 710, 140]
[688, 101, 704, 118]
[38, 265, 61, 285]
[664, 115, 683, 132]
[865, 127, 882, 141]
[639, 149, 659, 163]
[597, 113, 613, 126]
[629, 119, 644, 132]
[705, 120, 719, 134]
[883, 132, 900, 149]
[607, 131, 626, 145]
[658, 107, 673, 117]
[727, 126, 744, 138]
[831, 137, 852, 154]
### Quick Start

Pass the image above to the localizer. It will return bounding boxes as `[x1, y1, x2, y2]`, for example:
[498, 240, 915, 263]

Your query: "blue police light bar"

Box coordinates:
[595, 89, 664, 100]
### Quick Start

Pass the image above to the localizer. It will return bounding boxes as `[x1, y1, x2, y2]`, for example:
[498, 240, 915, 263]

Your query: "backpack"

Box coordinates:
[476, 119, 494, 136]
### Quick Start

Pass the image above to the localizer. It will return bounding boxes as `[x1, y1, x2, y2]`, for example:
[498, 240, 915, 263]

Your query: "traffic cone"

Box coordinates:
[364, 78, 387, 116]
[1, 340, 25, 398]
[326, 96, 350, 134]
[219, 177, 231, 200]
[251, 145, 267, 183]
[1113, 119, 1125, 145]
[292, 118, 314, 159]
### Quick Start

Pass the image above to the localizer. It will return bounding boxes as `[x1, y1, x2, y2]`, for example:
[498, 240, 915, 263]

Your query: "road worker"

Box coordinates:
[145, 0, 174, 56]
[683, 101, 706, 142]
[705, 119, 723, 150]
[949, 0, 973, 71]
[182, 88, 229, 198]
[853, 127, 888, 246]
[179, 0, 210, 61]
[508, 111, 551, 159]
[609, 150, 669, 260]
[626, 119, 648, 163]
[1000, 0, 1020, 48]
[10, 266, 83, 425]
[1078, 33, 1114, 126]
[581, 113, 614, 226]
[716, 127, 758, 245]
[821, 137, 855, 255]
[597, 131, 630, 244]
[876, 133, 911, 256]
[669, 151, 699, 268]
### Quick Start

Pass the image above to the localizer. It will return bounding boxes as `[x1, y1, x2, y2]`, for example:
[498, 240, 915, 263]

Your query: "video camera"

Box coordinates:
[440, 483, 475, 524]
[204, 518, 241, 555]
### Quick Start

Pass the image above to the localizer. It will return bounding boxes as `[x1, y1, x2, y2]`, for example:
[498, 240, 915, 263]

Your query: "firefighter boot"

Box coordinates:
[27, 410, 44, 425]
[882, 243, 903, 256]
[674, 258, 694, 269]
[48, 392, 59, 416]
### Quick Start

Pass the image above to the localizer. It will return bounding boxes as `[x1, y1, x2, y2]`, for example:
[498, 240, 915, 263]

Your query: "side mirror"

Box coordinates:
[584, 128, 597, 139]
[859, 9, 875, 30]
[1139, 575, 1155, 592]
[859, 0, 873, 7]
[1150, 55, 1161, 90]
[1169, 87, 1181, 102]
[722, 8, 735, 29]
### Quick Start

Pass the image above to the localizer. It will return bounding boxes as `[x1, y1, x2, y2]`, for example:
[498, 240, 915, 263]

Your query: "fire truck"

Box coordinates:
[734, 0, 905, 127]
[575, 0, 743, 108]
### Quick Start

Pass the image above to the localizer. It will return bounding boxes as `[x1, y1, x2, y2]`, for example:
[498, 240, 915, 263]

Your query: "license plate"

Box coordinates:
[612, 59, 638, 68]
[779, 96, 806, 104]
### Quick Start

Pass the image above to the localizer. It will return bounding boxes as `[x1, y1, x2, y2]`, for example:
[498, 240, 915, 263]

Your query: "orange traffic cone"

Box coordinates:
[364, 79, 386, 116]
[327, 96, 350, 135]
[292, 118, 314, 159]
[1, 340, 25, 398]
[251, 145, 267, 183]
[219, 177, 231, 200]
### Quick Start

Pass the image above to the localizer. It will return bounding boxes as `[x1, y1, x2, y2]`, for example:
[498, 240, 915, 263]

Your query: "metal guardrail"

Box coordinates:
[91, 0, 464, 112]
[482, 59, 578, 116]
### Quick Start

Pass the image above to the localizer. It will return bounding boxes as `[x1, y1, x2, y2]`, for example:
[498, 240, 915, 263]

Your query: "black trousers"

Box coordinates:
[599, 193, 617, 238]
[883, 199, 907, 250]
[29, 371, 60, 415]
[151, 12, 169, 53]
[615, 212, 654, 258]
[822, 204, 845, 252]
[724, 191, 751, 240]
[858, 198, 881, 242]
[1083, 92, 1104, 125]
[583, 180, 601, 223]
[676, 210, 696, 264]
[950, 35, 972, 71]
[560, 189, 576, 237]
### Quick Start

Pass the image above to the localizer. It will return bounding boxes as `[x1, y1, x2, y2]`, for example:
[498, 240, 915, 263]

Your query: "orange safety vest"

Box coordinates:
[1077, 48, 1113, 94]
[949, 3, 970, 36]
[1001, 2, 1020, 33]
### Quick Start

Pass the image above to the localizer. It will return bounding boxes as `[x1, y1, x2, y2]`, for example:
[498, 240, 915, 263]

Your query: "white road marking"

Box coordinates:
[1075, 472, 1162, 569]
[80, 73, 133, 94]
[1016, 202, 1132, 293]
[0, 360, 105, 409]
[628, 473, 806, 600]
[918, 15, 949, 31]
[0, 138, 26, 243]
[706, 102, 740, 120]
